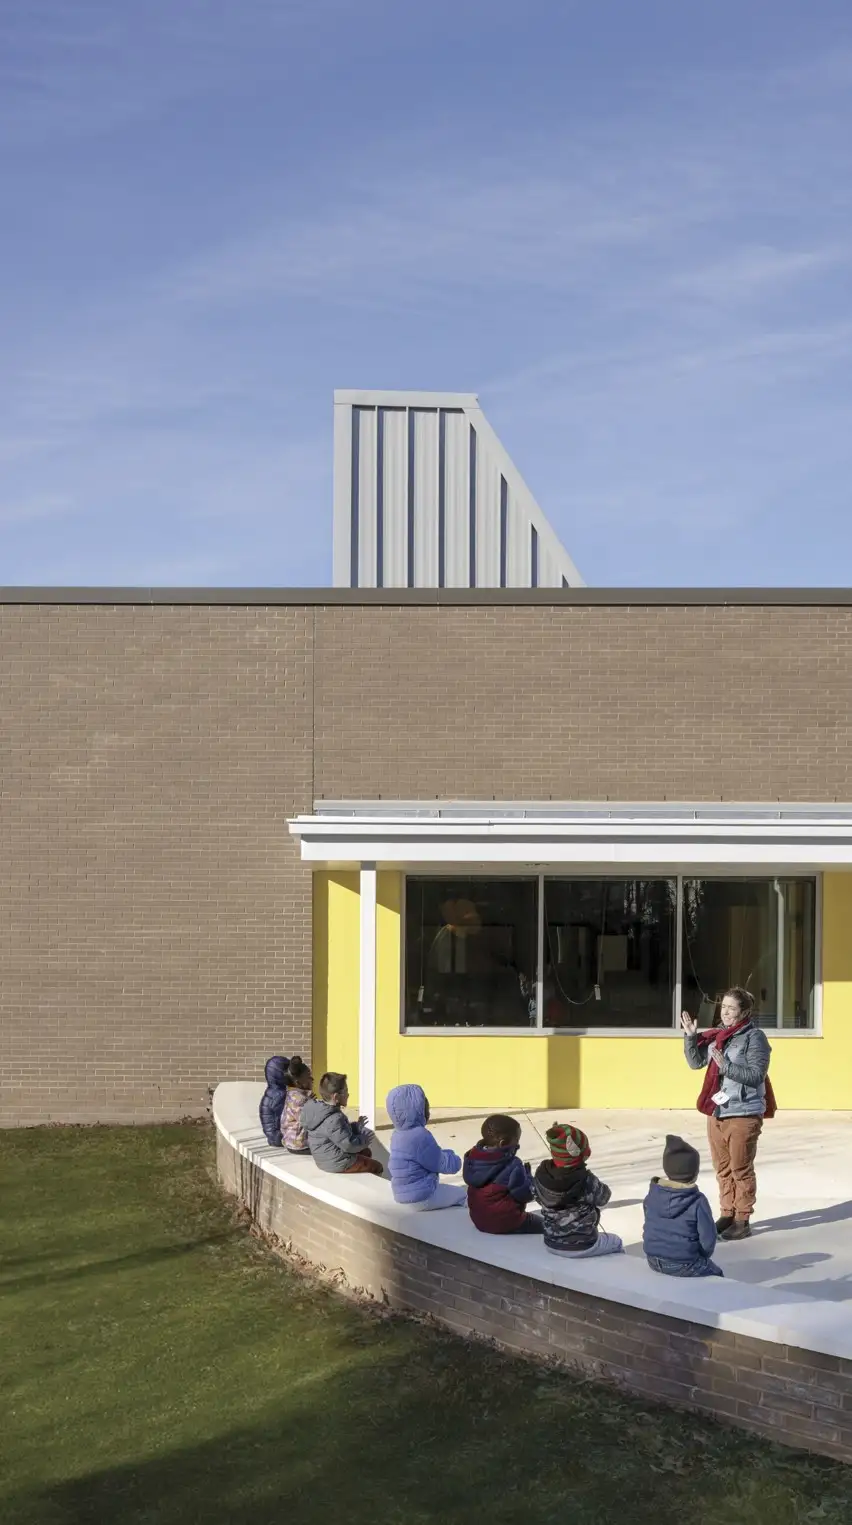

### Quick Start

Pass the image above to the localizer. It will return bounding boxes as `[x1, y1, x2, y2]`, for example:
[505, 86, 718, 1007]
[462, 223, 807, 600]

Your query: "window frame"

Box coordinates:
[400, 872, 540, 1035]
[400, 870, 823, 1037]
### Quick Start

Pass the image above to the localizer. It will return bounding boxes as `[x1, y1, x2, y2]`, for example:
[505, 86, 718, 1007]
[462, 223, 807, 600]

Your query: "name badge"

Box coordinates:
[711, 1089, 729, 1107]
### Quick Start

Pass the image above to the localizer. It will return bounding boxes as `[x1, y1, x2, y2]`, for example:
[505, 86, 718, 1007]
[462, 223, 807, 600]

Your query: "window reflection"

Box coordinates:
[543, 879, 676, 1028]
[405, 879, 538, 1028]
[682, 878, 816, 1029]
[402, 874, 817, 1031]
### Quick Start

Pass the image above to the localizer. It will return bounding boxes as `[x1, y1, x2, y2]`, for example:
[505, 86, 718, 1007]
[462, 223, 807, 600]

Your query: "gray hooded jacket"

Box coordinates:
[684, 1021, 772, 1118]
[301, 1098, 367, 1173]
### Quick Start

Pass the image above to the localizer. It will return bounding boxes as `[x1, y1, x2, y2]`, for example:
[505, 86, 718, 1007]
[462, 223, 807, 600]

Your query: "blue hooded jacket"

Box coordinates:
[259, 1056, 289, 1146]
[386, 1084, 462, 1204]
[643, 1179, 717, 1263]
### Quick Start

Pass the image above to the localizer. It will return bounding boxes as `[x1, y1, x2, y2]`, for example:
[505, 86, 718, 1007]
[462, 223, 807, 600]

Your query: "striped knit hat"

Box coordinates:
[546, 1122, 590, 1169]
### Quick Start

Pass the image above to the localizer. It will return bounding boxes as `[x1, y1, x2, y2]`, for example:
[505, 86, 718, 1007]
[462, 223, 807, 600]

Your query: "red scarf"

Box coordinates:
[695, 1017, 777, 1119]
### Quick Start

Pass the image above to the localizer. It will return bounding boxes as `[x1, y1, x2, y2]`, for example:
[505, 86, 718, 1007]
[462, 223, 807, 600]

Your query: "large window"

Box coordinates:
[682, 878, 816, 1030]
[404, 878, 538, 1028]
[402, 874, 818, 1031]
[544, 878, 676, 1029]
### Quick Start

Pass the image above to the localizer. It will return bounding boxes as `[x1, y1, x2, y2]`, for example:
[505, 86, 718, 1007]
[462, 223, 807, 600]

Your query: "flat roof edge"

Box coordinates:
[334, 388, 480, 408]
[2, 587, 852, 608]
[310, 800, 852, 816]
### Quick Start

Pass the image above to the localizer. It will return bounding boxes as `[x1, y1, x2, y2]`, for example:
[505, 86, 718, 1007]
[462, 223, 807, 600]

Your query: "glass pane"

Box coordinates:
[681, 878, 816, 1030]
[404, 878, 538, 1028]
[779, 878, 816, 1030]
[543, 878, 675, 1029]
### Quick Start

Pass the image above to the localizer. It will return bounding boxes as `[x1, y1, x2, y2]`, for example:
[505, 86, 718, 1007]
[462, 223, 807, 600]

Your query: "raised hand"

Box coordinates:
[680, 1010, 698, 1036]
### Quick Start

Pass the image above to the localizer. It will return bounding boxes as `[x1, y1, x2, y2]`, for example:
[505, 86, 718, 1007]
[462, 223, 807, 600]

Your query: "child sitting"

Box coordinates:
[643, 1135, 723, 1278]
[259, 1055, 290, 1147]
[280, 1057, 314, 1154]
[533, 1123, 623, 1258]
[386, 1084, 467, 1210]
[302, 1072, 383, 1175]
[463, 1114, 543, 1234]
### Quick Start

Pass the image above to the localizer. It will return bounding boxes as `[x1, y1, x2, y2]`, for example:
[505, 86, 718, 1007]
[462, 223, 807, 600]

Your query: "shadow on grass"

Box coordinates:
[7, 1343, 846, 1525]
[5, 1126, 852, 1525]
[0, 1234, 235, 1292]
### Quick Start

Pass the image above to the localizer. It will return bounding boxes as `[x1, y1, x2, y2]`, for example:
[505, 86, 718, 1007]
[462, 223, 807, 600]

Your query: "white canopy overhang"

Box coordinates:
[288, 801, 852, 870]
[288, 801, 847, 1122]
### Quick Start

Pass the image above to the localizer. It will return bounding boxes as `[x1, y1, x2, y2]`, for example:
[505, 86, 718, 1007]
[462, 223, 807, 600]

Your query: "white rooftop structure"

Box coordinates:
[333, 389, 583, 590]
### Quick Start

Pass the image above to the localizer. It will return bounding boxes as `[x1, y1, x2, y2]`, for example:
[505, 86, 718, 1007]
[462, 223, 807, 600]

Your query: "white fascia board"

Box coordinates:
[288, 811, 852, 867]
[294, 841, 850, 867]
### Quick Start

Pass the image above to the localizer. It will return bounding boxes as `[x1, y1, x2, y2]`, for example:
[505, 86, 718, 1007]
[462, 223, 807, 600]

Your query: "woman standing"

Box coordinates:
[680, 987, 775, 1242]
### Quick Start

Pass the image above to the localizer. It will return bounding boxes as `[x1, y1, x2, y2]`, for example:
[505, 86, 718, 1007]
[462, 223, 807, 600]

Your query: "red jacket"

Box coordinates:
[462, 1143, 535, 1233]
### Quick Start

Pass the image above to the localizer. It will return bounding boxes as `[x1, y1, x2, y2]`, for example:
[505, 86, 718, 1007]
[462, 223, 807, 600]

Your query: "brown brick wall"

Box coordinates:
[3, 596, 852, 1124]
[218, 1130, 852, 1464]
[0, 605, 314, 1125]
[313, 603, 852, 801]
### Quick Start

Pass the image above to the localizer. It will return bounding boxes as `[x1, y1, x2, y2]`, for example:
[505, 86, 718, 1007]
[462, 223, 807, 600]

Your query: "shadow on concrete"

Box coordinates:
[781, 1275, 852, 1303]
[622, 1243, 646, 1260]
[366, 1132, 391, 1175]
[751, 1200, 852, 1234]
[732, 1252, 832, 1283]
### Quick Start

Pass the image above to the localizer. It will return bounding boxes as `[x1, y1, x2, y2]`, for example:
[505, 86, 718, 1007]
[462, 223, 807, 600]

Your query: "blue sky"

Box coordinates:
[2, 1, 852, 587]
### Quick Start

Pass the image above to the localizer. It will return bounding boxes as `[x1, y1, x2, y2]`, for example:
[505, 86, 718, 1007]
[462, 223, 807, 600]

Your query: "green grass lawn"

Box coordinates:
[2, 1126, 851, 1525]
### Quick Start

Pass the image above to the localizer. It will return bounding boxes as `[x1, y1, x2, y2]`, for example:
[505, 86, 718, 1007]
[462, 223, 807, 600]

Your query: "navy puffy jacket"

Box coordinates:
[259, 1056, 290, 1146]
[643, 1180, 717, 1262]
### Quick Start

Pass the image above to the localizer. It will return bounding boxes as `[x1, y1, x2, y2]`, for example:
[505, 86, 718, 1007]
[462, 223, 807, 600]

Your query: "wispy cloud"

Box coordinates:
[172, 157, 721, 309]
[0, 493, 72, 528]
[762, 46, 852, 98]
[0, 0, 352, 145]
[671, 245, 847, 305]
[12, 549, 250, 587]
[488, 319, 852, 404]
[3, 10, 852, 585]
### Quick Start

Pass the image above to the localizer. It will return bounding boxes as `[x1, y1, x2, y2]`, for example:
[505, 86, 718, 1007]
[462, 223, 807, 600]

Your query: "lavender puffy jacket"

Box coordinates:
[386, 1084, 461, 1203]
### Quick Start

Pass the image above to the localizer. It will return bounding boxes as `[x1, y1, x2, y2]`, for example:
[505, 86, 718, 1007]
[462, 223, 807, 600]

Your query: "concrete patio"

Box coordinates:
[417, 1107, 852, 1303]
[217, 1083, 852, 1369]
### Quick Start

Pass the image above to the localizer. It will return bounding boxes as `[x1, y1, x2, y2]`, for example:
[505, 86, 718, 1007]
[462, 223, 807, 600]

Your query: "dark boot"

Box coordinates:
[721, 1219, 751, 1241]
[715, 1214, 735, 1234]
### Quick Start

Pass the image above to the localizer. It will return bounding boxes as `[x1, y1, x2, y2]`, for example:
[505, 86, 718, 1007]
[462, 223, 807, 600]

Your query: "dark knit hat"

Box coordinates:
[546, 1122, 590, 1169]
[663, 1134, 700, 1184]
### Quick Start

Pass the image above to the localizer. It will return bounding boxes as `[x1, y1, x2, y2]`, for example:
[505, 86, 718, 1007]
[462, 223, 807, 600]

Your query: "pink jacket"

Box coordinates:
[281, 1087, 312, 1152]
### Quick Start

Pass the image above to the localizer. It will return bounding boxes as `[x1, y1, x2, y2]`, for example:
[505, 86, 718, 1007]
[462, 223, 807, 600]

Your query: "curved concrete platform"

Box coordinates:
[214, 1083, 852, 1462]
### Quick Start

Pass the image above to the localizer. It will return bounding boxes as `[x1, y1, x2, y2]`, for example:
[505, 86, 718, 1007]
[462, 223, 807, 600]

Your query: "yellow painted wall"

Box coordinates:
[312, 871, 360, 1093]
[314, 870, 852, 1111]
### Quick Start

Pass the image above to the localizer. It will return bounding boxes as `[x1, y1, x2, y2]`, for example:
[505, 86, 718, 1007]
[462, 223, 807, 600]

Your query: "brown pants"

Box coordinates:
[707, 1116, 763, 1220]
[343, 1148, 383, 1177]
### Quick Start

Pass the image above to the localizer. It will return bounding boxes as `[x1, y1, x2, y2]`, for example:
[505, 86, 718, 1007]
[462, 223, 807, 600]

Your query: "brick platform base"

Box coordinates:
[218, 1130, 852, 1463]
